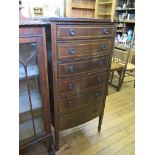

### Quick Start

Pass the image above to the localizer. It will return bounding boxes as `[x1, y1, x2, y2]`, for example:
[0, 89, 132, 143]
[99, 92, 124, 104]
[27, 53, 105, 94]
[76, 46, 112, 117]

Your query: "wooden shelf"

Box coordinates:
[116, 8, 135, 11]
[98, 2, 113, 5]
[114, 0, 135, 50]
[116, 30, 123, 32]
[66, 0, 96, 18]
[72, 6, 95, 10]
[115, 44, 128, 51]
[95, 0, 116, 19]
[126, 8, 135, 10]
[117, 20, 135, 23]
[117, 25, 124, 27]
[98, 13, 111, 16]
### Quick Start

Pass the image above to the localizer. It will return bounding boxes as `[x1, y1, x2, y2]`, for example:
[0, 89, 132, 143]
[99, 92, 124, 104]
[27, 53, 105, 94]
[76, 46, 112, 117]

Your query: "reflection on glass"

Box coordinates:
[19, 78, 42, 114]
[19, 43, 39, 79]
[19, 42, 45, 142]
[29, 77, 43, 111]
[19, 117, 45, 141]
[19, 119, 34, 141]
[34, 117, 44, 134]
[19, 64, 39, 79]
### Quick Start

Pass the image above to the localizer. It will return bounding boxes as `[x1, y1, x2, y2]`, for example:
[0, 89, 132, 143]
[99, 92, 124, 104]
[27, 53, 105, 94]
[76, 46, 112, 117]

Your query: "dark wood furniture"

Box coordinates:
[19, 20, 54, 155]
[109, 48, 131, 91]
[119, 48, 135, 88]
[44, 18, 116, 150]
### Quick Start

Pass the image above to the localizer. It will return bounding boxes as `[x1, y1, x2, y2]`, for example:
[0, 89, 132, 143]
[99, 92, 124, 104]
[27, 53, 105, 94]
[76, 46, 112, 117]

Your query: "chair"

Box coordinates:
[109, 48, 131, 91]
[121, 49, 135, 87]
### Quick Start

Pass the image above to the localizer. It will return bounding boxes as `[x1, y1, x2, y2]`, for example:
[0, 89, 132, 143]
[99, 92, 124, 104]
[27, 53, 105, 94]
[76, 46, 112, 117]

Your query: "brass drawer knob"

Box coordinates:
[68, 83, 73, 90]
[68, 66, 75, 73]
[95, 92, 101, 97]
[101, 44, 106, 50]
[103, 28, 110, 35]
[96, 77, 102, 83]
[68, 101, 73, 107]
[98, 60, 104, 66]
[69, 29, 76, 36]
[68, 48, 76, 55]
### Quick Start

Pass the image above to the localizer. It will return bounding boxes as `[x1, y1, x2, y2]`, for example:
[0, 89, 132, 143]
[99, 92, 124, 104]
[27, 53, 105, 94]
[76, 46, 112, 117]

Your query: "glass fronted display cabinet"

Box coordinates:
[19, 24, 54, 155]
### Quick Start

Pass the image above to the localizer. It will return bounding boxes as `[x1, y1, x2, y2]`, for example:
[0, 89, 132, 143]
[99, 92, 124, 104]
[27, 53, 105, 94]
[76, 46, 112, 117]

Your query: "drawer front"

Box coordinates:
[58, 56, 109, 78]
[57, 25, 114, 40]
[59, 87, 105, 113]
[57, 39, 112, 60]
[59, 104, 102, 130]
[59, 72, 107, 97]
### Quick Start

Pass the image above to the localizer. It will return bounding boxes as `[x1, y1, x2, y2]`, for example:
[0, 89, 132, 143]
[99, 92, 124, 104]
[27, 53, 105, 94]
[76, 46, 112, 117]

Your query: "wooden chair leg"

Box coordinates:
[117, 70, 122, 91]
[106, 72, 111, 96]
[117, 69, 126, 91]
[110, 71, 114, 83]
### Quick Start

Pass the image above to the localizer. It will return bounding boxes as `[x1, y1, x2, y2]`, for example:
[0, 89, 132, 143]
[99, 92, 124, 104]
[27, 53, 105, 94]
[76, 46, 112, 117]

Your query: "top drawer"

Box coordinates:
[57, 25, 114, 40]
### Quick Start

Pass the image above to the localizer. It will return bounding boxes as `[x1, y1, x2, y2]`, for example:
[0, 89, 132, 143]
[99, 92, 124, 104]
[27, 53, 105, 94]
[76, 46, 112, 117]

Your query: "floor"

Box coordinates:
[21, 80, 135, 155]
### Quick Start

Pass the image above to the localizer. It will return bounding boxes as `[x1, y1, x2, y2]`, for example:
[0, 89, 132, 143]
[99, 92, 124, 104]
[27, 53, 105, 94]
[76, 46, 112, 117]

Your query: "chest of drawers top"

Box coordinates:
[48, 18, 115, 39]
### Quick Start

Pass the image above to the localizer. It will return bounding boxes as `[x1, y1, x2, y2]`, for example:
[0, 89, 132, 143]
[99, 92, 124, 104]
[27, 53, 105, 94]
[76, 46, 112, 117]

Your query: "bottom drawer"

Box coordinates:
[59, 103, 102, 130]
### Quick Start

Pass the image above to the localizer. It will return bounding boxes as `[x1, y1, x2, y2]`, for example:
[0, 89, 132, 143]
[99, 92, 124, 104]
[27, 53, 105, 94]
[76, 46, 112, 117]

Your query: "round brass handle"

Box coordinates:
[98, 60, 104, 66]
[68, 83, 73, 90]
[103, 28, 110, 35]
[95, 92, 100, 97]
[68, 101, 73, 107]
[68, 48, 76, 55]
[68, 66, 75, 73]
[101, 44, 106, 50]
[69, 29, 76, 36]
[96, 77, 102, 83]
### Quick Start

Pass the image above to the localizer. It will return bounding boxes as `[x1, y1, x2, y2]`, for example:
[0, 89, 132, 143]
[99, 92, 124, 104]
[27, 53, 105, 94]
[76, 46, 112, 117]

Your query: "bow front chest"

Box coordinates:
[46, 18, 116, 149]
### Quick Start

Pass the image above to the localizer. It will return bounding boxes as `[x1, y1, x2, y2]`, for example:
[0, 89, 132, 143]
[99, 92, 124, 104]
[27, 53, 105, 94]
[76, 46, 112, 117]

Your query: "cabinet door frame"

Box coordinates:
[19, 36, 51, 149]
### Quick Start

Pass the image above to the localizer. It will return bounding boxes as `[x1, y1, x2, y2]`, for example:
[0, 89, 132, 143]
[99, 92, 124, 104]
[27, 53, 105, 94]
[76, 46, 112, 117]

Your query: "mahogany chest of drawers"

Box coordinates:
[46, 18, 116, 149]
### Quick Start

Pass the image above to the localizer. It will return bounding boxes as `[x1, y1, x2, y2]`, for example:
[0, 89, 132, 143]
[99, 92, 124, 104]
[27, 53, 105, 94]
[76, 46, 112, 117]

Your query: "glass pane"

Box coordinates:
[29, 77, 43, 111]
[19, 43, 36, 63]
[19, 79, 43, 113]
[19, 80, 32, 115]
[19, 42, 45, 142]
[19, 63, 26, 79]
[34, 117, 45, 134]
[19, 43, 39, 79]
[19, 119, 34, 141]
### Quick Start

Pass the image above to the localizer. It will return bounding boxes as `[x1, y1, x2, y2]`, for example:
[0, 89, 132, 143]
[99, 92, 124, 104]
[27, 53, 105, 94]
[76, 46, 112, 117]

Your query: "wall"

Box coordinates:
[21, 0, 65, 18]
